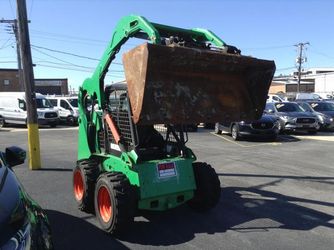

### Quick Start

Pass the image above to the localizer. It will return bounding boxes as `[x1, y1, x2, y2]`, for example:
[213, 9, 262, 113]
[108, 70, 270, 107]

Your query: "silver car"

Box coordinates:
[265, 102, 319, 134]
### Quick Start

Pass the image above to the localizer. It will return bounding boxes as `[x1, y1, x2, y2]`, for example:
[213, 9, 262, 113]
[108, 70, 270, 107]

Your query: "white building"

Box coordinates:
[272, 67, 334, 95]
[304, 68, 334, 94]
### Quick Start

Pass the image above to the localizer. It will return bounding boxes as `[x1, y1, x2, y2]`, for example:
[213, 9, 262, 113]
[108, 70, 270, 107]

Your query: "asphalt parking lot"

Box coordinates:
[1, 126, 334, 250]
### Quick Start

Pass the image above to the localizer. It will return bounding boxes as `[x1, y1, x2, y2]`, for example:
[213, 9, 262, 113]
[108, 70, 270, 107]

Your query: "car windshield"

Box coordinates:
[36, 98, 53, 108]
[309, 102, 334, 111]
[275, 103, 304, 112]
[299, 103, 313, 112]
[68, 98, 78, 108]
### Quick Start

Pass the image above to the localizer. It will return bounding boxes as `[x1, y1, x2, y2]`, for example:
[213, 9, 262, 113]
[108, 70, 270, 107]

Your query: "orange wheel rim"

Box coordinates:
[73, 170, 84, 201]
[98, 186, 112, 222]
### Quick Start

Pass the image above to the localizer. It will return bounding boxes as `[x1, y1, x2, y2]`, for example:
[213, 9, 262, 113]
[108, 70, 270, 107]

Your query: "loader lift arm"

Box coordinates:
[80, 15, 228, 109]
[78, 14, 275, 160]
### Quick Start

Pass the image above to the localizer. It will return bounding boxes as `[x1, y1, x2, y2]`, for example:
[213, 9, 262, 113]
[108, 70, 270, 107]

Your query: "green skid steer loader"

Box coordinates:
[72, 15, 276, 234]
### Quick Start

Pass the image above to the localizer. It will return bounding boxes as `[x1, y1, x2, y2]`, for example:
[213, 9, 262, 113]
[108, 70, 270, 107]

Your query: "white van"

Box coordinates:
[0, 92, 59, 127]
[267, 94, 284, 103]
[295, 92, 323, 101]
[46, 96, 79, 125]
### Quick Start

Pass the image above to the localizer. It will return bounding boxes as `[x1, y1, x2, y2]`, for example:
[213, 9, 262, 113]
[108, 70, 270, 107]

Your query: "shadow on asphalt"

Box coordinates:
[46, 210, 128, 250]
[121, 187, 334, 246]
[219, 173, 334, 183]
[46, 183, 334, 248]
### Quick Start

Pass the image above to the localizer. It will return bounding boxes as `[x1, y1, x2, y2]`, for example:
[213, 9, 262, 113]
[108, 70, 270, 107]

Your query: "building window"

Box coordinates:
[4, 79, 10, 85]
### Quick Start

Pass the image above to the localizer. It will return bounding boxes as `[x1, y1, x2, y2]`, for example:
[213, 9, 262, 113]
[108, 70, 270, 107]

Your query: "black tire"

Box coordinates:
[67, 116, 77, 126]
[214, 123, 222, 134]
[0, 118, 4, 128]
[73, 159, 99, 213]
[94, 172, 135, 235]
[308, 130, 317, 135]
[50, 123, 57, 128]
[231, 124, 240, 141]
[187, 162, 221, 212]
[204, 123, 215, 129]
[190, 124, 198, 132]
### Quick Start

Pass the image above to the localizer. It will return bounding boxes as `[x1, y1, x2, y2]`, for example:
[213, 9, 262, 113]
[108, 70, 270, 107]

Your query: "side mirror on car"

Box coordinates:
[5, 146, 26, 167]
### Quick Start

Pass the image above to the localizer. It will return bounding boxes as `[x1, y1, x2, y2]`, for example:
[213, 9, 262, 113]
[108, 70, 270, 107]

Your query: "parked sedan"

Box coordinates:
[265, 102, 319, 134]
[0, 147, 53, 250]
[308, 101, 334, 119]
[215, 114, 280, 141]
[297, 102, 334, 130]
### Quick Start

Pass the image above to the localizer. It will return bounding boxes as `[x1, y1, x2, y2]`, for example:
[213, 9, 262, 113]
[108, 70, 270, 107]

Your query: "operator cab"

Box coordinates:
[101, 83, 189, 162]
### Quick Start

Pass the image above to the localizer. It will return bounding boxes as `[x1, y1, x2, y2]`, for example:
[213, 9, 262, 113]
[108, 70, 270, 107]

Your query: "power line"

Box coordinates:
[31, 44, 123, 65]
[308, 46, 334, 60]
[243, 44, 294, 50]
[32, 47, 90, 68]
[8, 0, 15, 18]
[0, 36, 14, 49]
[30, 30, 136, 48]
[33, 59, 125, 73]
[275, 67, 296, 72]
[31, 47, 125, 74]
[30, 29, 108, 44]
[28, 0, 34, 19]
[30, 29, 138, 47]
[35, 63, 125, 78]
[0, 61, 17, 63]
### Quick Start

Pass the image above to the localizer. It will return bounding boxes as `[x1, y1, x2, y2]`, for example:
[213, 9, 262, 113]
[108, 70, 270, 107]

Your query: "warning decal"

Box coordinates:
[157, 162, 177, 178]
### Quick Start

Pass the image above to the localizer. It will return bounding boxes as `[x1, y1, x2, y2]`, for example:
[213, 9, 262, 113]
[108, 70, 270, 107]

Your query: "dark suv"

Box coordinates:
[265, 102, 319, 134]
[297, 102, 334, 130]
[215, 114, 280, 141]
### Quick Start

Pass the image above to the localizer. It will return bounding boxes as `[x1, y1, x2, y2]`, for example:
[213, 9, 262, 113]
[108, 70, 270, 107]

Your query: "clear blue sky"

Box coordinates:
[1, 0, 333, 90]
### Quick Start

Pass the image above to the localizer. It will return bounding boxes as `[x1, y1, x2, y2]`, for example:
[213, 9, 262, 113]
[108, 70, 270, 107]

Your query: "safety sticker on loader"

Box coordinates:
[157, 162, 177, 178]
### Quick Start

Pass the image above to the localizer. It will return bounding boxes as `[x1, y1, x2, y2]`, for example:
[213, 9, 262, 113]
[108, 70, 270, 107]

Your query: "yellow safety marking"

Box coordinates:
[294, 135, 334, 142]
[27, 123, 41, 170]
[210, 132, 282, 147]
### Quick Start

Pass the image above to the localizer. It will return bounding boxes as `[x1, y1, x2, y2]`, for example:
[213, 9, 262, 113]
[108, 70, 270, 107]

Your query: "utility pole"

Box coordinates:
[16, 0, 41, 170]
[0, 19, 24, 91]
[295, 42, 309, 93]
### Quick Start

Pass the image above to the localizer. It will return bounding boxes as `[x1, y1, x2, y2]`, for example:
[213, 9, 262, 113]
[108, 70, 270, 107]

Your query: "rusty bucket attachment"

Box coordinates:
[122, 43, 276, 125]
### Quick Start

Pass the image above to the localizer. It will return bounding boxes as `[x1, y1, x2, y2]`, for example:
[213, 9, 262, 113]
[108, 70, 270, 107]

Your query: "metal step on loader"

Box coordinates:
[72, 15, 276, 234]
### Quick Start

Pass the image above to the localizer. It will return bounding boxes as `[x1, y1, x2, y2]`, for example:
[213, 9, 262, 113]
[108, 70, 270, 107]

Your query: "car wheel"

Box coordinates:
[231, 124, 240, 141]
[94, 172, 135, 235]
[214, 123, 222, 134]
[268, 135, 278, 141]
[0, 118, 5, 128]
[204, 123, 215, 129]
[68, 116, 76, 126]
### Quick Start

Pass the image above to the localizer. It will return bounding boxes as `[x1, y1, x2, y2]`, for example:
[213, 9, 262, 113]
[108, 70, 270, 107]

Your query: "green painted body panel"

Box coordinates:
[135, 157, 196, 210]
[102, 153, 140, 186]
[101, 153, 197, 211]
[138, 190, 194, 211]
